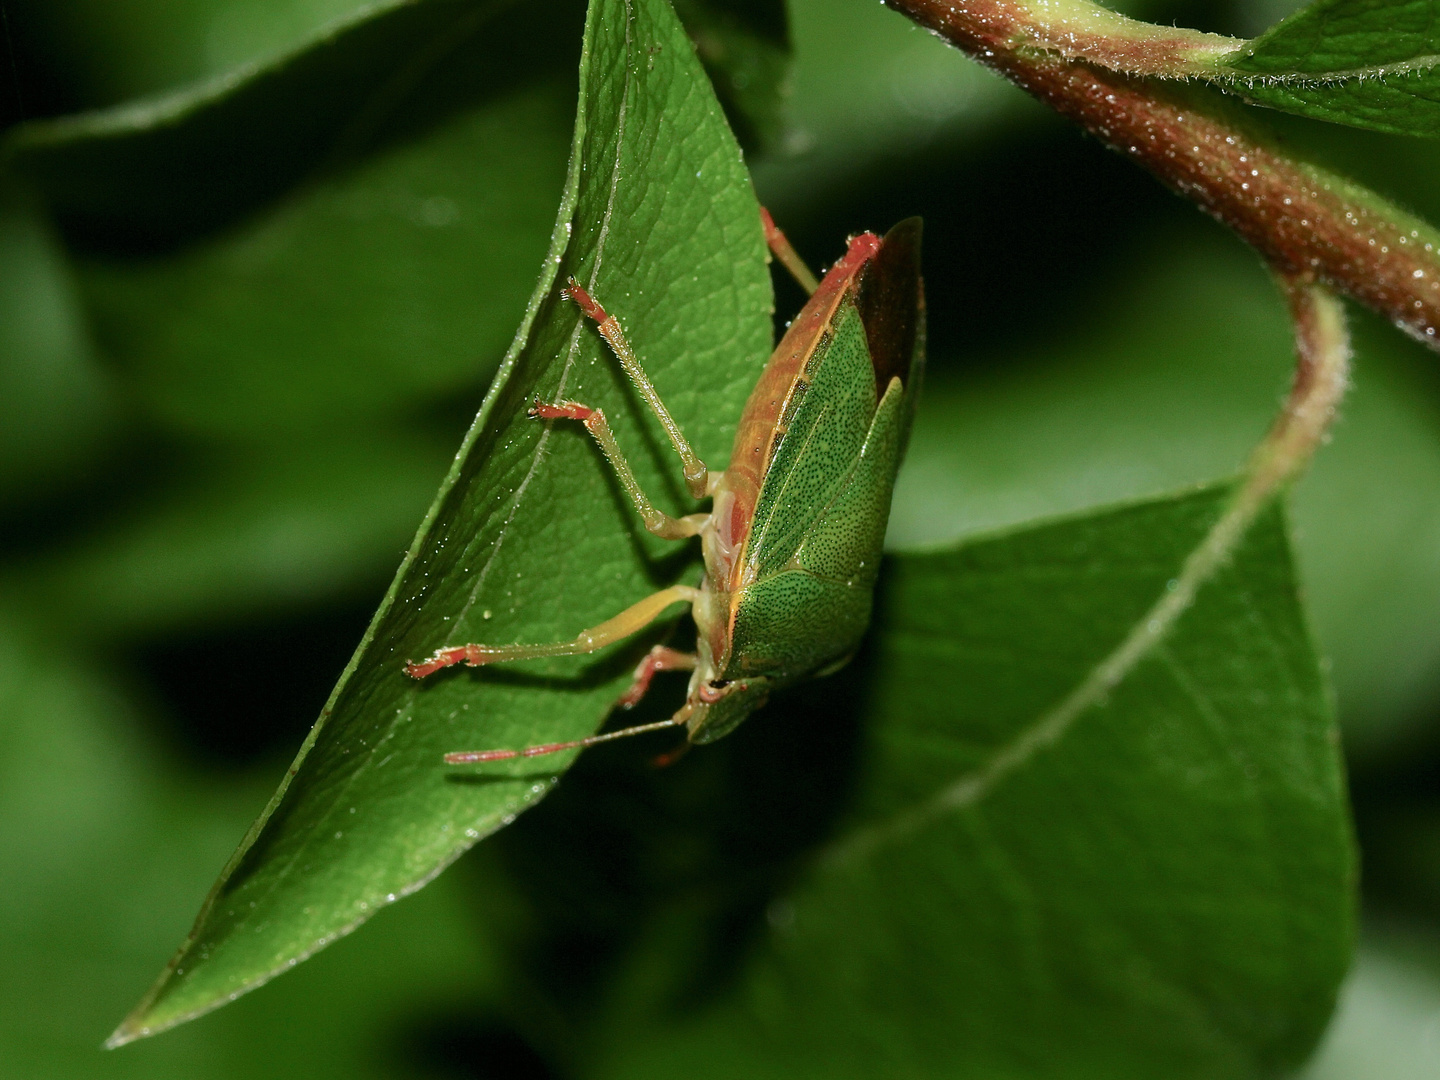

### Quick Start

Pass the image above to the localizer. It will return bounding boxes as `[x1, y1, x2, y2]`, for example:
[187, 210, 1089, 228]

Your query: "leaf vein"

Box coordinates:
[824, 485, 1263, 868]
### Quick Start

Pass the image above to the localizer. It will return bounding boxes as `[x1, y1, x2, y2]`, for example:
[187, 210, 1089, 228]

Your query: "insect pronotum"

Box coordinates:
[406, 211, 925, 763]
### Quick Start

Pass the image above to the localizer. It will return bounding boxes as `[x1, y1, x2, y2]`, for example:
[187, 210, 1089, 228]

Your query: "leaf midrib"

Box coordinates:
[823, 489, 1249, 871]
[1225, 51, 1440, 83]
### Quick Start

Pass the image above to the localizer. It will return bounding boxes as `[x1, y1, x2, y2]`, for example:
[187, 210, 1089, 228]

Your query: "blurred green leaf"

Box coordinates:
[5, 0, 582, 436]
[0, 179, 111, 501]
[5, 0, 578, 246]
[110, 0, 771, 1042]
[593, 486, 1352, 1078]
[4, 429, 454, 638]
[673, 0, 792, 151]
[1223, 0, 1440, 139]
[753, 0, 1036, 208]
[0, 617, 507, 1079]
[9, 0, 388, 107]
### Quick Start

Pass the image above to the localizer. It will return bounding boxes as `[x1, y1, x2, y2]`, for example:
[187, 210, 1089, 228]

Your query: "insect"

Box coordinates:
[406, 212, 924, 763]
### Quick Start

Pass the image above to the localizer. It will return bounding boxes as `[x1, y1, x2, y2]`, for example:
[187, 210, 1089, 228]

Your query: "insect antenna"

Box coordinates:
[444, 714, 688, 764]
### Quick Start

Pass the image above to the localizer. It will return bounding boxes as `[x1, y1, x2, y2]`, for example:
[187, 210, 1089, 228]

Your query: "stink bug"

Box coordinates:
[406, 214, 924, 762]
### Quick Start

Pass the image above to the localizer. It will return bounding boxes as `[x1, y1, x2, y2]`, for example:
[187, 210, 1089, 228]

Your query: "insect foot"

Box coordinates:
[404, 645, 502, 679]
[529, 400, 594, 421]
[617, 645, 698, 709]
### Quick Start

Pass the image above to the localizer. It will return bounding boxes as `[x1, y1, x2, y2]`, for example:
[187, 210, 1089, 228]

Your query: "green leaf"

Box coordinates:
[1222, 0, 1440, 139]
[5, 1, 569, 236]
[4, 0, 583, 436]
[569, 486, 1354, 1077]
[883, 228, 1440, 759]
[109, 0, 771, 1043]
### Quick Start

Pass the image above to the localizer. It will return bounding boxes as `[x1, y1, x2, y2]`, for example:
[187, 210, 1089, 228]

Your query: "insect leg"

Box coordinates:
[617, 645, 697, 709]
[760, 207, 819, 296]
[564, 279, 710, 498]
[405, 583, 701, 678]
[531, 400, 707, 541]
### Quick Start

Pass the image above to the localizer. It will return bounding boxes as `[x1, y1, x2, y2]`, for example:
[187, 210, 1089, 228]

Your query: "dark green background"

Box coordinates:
[0, 0, 1437, 1076]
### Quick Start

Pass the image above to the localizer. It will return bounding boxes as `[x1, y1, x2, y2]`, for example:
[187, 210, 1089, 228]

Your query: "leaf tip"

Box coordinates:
[103, 965, 185, 1049]
[103, 1016, 147, 1050]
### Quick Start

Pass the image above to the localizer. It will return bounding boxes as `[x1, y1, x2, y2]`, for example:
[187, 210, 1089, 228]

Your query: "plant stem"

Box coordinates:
[886, 0, 1440, 349]
[902, 0, 1241, 76]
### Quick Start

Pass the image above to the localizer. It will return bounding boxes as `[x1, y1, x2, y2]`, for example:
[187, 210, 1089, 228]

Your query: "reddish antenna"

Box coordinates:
[443, 715, 686, 764]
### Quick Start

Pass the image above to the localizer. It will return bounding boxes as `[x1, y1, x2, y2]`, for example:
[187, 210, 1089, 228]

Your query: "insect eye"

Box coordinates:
[698, 678, 735, 704]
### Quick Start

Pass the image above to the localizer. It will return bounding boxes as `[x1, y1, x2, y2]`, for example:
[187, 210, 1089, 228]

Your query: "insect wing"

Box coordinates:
[787, 373, 908, 586]
[725, 376, 909, 679]
[856, 217, 924, 397]
[744, 298, 878, 579]
[743, 219, 925, 582]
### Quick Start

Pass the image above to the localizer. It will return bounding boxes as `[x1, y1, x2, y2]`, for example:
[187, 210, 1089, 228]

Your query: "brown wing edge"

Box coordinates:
[857, 217, 925, 450]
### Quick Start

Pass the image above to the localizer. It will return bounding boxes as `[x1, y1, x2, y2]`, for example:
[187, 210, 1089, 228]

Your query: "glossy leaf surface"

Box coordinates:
[110, 0, 771, 1042]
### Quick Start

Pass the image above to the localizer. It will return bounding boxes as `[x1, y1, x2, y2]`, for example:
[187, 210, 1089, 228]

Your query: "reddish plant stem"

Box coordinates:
[1249, 279, 1351, 501]
[892, 0, 1240, 76]
[887, 0, 1440, 347]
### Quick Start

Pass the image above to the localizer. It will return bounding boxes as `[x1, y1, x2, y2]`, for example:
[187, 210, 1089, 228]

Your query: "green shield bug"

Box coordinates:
[406, 213, 925, 762]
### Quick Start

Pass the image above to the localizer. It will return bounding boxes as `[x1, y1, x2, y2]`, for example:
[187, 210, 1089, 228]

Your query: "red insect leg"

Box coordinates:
[529, 400, 594, 421]
[617, 646, 697, 709]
